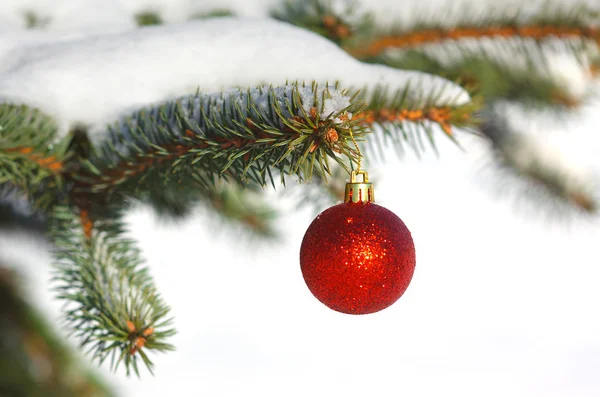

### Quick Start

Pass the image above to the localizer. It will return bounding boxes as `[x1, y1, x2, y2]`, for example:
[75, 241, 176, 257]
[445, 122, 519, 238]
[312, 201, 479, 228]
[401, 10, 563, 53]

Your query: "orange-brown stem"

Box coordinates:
[74, 109, 337, 192]
[79, 210, 93, 239]
[75, 134, 284, 191]
[355, 106, 466, 136]
[348, 25, 599, 58]
[85, 143, 194, 189]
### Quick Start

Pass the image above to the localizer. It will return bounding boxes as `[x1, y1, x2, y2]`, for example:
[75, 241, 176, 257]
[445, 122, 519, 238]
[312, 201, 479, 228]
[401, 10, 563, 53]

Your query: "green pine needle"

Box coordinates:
[479, 106, 598, 216]
[50, 206, 175, 376]
[345, 0, 599, 59]
[72, 82, 368, 200]
[0, 104, 69, 212]
[142, 179, 279, 239]
[0, 104, 58, 149]
[356, 83, 481, 158]
[271, 0, 373, 44]
[375, 48, 587, 108]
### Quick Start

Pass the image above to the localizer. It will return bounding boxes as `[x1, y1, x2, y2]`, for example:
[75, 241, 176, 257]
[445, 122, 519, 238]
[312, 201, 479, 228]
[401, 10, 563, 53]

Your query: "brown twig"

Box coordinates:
[355, 106, 470, 136]
[348, 25, 600, 58]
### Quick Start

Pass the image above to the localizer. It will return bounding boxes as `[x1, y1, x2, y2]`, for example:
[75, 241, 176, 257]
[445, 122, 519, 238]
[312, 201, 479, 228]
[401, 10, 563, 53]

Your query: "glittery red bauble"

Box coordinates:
[300, 202, 415, 315]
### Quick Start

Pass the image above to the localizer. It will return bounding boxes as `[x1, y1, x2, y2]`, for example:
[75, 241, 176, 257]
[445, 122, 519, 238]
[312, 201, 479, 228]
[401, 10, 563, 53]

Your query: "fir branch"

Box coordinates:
[378, 49, 587, 108]
[70, 83, 367, 203]
[3, 146, 63, 173]
[142, 180, 278, 238]
[355, 85, 481, 156]
[0, 103, 64, 180]
[0, 152, 65, 217]
[204, 182, 278, 238]
[345, 1, 599, 58]
[271, 0, 373, 44]
[0, 104, 69, 212]
[141, 181, 199, 220]
[480, 106, 598, 215]
[50, 206, 175, 376]
[0, 103, 58, 149]
[0, 267, 114, 397]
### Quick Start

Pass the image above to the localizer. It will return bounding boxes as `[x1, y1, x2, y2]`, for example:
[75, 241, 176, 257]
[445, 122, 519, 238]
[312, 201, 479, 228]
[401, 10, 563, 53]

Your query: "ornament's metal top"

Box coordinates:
[344, 170, 374, 203]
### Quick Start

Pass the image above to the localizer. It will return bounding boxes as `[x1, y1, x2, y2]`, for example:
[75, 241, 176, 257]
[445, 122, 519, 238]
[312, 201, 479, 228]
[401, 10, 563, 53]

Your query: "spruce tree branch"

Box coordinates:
[378, 49, 587, 108]
[0, 103, 70, 212]
[46, 82, 478, 218]
[142, 180, 279, 238]
[355, 85, 481, 157]
[480, 105, 598, 214]
[271, 0, 373, 45]
[50, 206, 175, 376]
[59, 82, 477, 217]
[0, 104, 58, 149]
[2, 82, 478, 378]
[3, 146, 64, 173]
[344, 2, 599, 59]
[0, 159, 67, 218]
[203, 182, 279, 238]
[67, 83, 368, 206]
[0, 266, 115, 397]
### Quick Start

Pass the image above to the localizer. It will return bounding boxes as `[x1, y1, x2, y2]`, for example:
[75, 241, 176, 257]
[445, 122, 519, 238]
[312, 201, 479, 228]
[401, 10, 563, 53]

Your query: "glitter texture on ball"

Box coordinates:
[300, 202, 416, 315]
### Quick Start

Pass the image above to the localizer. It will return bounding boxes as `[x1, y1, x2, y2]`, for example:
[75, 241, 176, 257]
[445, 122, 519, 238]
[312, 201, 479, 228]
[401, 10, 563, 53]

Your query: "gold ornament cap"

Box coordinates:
[344, 170, 374, 203]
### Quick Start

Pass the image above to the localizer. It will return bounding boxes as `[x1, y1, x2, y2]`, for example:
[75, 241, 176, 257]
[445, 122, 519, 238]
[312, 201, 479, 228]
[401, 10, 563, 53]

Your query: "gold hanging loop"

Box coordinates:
[344, 169, 374, 203]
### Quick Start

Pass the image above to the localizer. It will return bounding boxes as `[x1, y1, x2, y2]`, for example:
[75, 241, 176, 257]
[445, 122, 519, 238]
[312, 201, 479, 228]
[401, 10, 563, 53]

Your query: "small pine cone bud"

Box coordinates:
[324, 128, 339, 144]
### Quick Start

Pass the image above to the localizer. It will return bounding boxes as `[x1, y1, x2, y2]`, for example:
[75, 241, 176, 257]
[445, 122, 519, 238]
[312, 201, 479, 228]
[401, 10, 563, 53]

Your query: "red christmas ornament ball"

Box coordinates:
[300, 202, 415, 315]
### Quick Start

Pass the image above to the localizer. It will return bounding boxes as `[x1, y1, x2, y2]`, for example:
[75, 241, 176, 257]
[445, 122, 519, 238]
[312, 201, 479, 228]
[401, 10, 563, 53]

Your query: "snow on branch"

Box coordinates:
[0, 17, 469, 141]
[72, 82, 366, 199]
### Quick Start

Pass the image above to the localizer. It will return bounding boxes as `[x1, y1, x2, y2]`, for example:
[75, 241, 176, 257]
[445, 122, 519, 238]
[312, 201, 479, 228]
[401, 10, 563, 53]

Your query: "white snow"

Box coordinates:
[0, 0, 134, 32]
[119, 0, 279, 21]
[358, 0, 595, 30]
[543, 52, 594, 101]
[0, 17, 469, 142]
